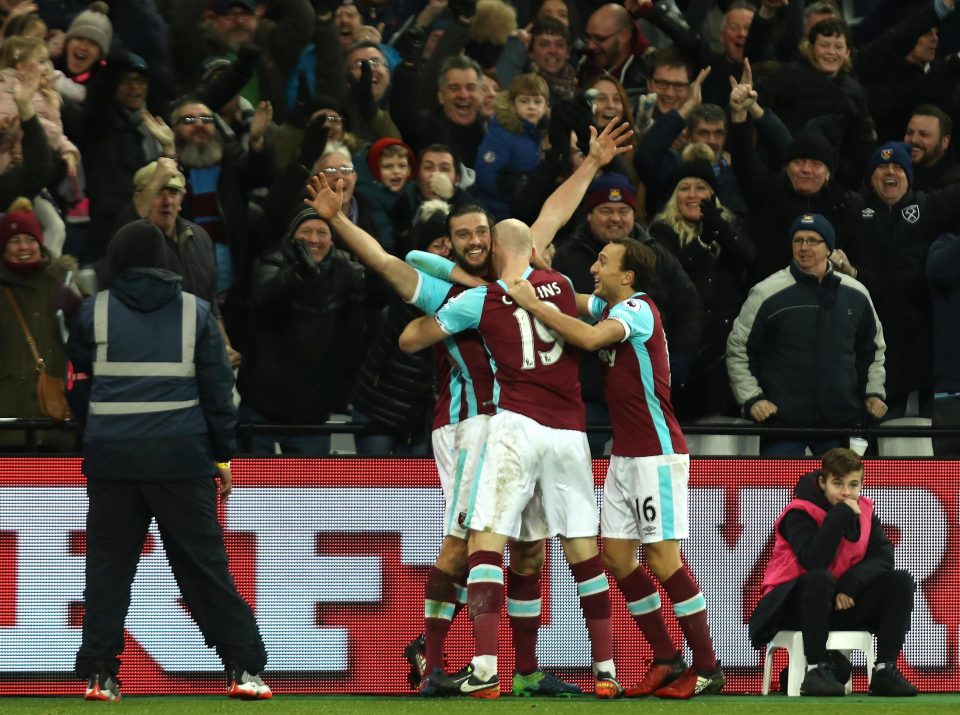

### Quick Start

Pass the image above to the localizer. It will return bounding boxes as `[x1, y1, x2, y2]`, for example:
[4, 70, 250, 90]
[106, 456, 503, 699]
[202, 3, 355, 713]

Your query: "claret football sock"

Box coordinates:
[424, 565, 462, 674]
[467, 551, 504, 660]
[662, 567, 717, 673]
[569, 555, 614, 665]
[507, 568, 542, 676]
[616, 566, 679, 661]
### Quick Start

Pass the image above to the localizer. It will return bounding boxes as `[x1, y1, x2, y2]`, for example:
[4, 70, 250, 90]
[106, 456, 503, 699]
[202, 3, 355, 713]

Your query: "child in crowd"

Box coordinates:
[474, 73, 548, 221]
[356, 137, 415, 253]
[0, 35, 79, 177]
[750, 448, 917, 697]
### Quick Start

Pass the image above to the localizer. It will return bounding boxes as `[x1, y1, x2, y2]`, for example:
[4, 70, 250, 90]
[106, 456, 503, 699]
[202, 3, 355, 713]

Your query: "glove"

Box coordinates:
[497, 168, 526, 200]
[394, 24, 426, 64]
[298, 120, 329, 169]
[699, 194, 724, 237]
[449, 0, 477, 20]
[236, 43, 261, 77]
[347, 59, 377, 121]
[292, 240, 321, 281]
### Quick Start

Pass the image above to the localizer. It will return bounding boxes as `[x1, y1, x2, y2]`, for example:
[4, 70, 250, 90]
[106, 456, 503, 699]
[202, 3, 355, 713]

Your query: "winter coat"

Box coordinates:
[473, 105, 543, 221]
[351, 298, 435, 437]
[67, 269, 236, 480]
[1, 256, 79, 418]
[840, 184, 960, 401]
[238, 238, 366, 425]
[757, 60, 876, 190]
[927, 233, 960, 394]
[727, 261, 886, 426]
[649, 216, 753, 416]
[0, 68, 78, 174]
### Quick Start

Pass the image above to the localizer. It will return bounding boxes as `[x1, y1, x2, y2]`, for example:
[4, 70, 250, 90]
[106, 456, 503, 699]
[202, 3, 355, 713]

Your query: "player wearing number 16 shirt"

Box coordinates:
[400, 220, 621, 699]
[508, 237, 725, 700]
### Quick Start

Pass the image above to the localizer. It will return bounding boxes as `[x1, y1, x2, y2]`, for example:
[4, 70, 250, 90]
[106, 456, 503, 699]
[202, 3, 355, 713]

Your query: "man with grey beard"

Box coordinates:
[170, 98, 275, 298]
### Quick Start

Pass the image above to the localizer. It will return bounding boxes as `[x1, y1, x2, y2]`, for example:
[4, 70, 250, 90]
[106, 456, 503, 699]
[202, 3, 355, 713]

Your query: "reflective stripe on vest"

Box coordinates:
[88, 399, 201, 415]
[92, 291, 197, 377]
[89, 291, 199, 416]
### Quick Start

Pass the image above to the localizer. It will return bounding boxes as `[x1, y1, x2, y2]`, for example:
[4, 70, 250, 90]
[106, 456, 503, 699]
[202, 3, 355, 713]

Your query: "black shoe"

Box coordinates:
[870, 663, 918, 697]
[800, 663, 845, 696]
[826, 650, 852, 684]
[432, 663, 499, 698]
[403, 633, 427, 690]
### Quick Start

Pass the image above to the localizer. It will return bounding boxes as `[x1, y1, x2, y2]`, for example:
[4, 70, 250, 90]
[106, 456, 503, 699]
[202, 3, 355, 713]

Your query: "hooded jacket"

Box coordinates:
[68, 266, 236, 481]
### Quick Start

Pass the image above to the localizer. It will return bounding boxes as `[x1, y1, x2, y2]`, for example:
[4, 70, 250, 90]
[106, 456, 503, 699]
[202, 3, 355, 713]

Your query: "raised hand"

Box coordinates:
[587, 119, 635, 167]
[250, 100, 273, 145]
[12, 64, 40, 119]
[304, 173, 344, 220]
[140, 110, 175, 152]
[682, 65, 711, 111]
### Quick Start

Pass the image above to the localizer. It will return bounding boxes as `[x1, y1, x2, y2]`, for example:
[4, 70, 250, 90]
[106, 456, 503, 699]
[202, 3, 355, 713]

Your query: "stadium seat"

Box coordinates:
[685, 417, 759, 456]
[761, 630, 875, 696]
[876, 417, 933, 458]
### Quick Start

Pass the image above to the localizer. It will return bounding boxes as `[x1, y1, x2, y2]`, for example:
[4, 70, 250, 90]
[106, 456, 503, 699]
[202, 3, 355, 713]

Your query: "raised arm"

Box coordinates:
[508, 279, 624, 351]
[304, 174, 420, 300]
[530, 119, 634, 253]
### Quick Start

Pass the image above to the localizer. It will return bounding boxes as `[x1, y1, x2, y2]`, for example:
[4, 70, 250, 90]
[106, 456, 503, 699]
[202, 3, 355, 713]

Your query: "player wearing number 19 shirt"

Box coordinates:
[507, 237, 725, 700]
[400, 220, 621, 699]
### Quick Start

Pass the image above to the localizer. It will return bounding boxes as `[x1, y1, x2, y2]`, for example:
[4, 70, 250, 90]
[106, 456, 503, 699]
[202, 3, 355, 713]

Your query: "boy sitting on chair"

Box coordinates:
[750, 448, 917, 697]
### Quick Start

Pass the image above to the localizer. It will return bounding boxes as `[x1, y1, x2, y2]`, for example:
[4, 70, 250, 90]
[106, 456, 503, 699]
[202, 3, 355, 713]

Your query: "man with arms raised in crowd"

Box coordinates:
[508, 237, 724, 699]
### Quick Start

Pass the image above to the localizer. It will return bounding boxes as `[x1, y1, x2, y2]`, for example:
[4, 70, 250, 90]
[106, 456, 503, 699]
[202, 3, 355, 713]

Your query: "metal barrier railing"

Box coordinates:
[3, 418, 960, 457]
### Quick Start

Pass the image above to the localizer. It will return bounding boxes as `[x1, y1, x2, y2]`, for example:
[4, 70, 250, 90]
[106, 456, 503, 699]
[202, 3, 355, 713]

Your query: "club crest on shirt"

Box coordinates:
[483, 151, 496, 163]
[901, 204, 920, 223]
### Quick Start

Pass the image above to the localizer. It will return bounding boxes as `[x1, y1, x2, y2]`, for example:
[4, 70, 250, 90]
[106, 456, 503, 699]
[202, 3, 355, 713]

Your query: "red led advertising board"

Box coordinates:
[0, 457, 957, 696]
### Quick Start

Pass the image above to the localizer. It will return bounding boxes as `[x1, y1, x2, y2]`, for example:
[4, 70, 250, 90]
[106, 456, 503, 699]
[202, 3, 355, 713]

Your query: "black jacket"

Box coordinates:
[749, 470, 895, 647]
[238, 239, 365, 424]
[928, 233, 960, 393]
[352, 298, 435, 437]
[840, 183, 960, 400]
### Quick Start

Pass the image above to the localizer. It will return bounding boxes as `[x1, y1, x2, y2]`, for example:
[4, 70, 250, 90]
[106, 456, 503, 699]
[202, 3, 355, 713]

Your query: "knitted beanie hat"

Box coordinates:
[65, 2, 113, 55]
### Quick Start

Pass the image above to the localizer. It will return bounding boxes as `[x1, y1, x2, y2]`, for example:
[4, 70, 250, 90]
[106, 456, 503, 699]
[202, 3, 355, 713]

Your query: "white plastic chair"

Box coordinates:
[685, 416, 759, 456]
[762, 630, 875, 696]
[876, 417, 933, 457]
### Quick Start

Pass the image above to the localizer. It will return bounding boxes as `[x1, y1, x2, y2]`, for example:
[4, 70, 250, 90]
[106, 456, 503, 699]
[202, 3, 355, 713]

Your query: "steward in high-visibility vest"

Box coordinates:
[66, 220, 270, 701]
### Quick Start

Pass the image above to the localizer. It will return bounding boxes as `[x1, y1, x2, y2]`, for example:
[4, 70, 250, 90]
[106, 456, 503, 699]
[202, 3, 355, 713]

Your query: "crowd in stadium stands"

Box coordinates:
[2, 0, 960, 456]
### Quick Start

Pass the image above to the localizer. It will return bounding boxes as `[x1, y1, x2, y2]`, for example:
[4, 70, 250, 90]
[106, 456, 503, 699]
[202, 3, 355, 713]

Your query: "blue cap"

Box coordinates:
[790, 212, 835, 250]
[868, 141, 913, 188]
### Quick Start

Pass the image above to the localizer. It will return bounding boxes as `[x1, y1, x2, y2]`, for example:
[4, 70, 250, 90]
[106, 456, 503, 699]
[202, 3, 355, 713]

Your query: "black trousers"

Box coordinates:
[75, 477, 267, 678]
[778, 569, 915, 663]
